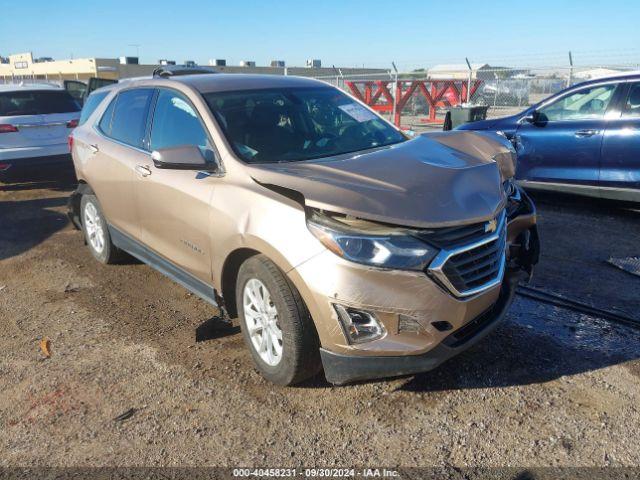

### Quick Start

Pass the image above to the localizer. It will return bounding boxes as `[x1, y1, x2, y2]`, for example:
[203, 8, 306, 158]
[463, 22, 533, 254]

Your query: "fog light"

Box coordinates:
[333, 304, 386, 344]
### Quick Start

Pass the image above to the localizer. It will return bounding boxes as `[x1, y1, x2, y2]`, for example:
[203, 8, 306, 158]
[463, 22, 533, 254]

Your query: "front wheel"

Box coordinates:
[236, 255, 321, 385]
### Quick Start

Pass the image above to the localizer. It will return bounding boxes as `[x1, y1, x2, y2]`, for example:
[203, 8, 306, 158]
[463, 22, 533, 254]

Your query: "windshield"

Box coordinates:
[203, 87, 405, 163]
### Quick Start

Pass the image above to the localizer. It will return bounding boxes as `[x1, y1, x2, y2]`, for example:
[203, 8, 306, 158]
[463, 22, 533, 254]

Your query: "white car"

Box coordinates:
[0, 83, 81, 175]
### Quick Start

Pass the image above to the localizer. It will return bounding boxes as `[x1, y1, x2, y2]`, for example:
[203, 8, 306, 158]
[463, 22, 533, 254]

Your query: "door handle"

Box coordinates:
[575, 129, 599, 138]
[88, 144, 99, 154]
[135, 165, 152, 177]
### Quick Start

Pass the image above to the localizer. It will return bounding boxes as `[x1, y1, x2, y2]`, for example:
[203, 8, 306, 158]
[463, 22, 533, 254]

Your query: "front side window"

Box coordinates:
[79, 91, 109, 126]
[203, 86, 405, 163]
[622, 83, 640, 118]
[150, 90, 210, 151]
[538, 84, 616, 121]
[0, 90, 80, 116]
[107, 88, 154, 148]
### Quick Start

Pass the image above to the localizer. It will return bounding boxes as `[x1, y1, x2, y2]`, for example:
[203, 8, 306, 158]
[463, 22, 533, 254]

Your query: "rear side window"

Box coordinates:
[0, 90, 80, 116]
[622, 83, 640, 118]
[101, 88, 154, 148]
[150, 89, 210, 151]
[79, 91, 109, 125]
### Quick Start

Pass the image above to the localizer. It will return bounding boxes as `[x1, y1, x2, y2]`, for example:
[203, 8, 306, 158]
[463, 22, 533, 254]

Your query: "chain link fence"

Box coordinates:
[310, 65, 639, 131]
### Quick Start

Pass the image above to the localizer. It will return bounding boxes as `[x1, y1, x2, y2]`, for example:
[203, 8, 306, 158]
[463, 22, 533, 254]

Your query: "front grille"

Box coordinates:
[426, 211, 507, 297]
[415, 221, 489, 249]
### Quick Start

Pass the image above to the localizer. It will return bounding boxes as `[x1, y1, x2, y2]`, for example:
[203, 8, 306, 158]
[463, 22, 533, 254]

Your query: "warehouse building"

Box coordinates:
[0, 52, 387, 83]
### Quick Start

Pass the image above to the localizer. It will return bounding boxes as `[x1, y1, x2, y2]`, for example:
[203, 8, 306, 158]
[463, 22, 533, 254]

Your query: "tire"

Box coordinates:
[236, 255, 321, 385]
[80, 194, 124, 264]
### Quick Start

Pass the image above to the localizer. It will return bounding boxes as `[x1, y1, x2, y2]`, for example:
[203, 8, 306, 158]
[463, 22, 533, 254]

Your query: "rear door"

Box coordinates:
[599, 81, 640, 201]
[134, 88, 218, 283]
[87, 88, 154, 238]
[515, 82, 619, 187]
[0, 89, 80, 151]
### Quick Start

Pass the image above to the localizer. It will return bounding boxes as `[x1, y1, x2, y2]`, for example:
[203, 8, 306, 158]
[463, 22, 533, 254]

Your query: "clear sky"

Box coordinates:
[1, 0, 638, 70]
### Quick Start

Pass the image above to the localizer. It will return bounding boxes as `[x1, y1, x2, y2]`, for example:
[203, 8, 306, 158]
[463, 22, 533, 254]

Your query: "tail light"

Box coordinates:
[66, 119, 79, 128]
[68, 134, 74, 152]
[0, 124, 18, 133]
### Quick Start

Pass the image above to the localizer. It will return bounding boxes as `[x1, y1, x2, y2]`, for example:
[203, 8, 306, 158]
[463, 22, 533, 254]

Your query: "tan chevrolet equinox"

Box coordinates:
[68, 72, 540, 385]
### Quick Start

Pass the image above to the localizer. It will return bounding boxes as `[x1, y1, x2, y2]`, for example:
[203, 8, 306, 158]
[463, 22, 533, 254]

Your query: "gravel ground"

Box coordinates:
[1, 168, 640, 469]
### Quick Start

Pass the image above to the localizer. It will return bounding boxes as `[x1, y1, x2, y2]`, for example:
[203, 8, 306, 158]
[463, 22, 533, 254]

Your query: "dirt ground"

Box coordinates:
[1, 167, 640, 469]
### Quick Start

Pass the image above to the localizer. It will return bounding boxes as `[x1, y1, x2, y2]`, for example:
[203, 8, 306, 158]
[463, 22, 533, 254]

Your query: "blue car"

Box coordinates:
[457, 73, 640, 203]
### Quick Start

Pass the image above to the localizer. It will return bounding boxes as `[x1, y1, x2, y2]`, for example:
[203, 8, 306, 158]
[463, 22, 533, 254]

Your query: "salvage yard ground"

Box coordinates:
[1, 168, 640, 467]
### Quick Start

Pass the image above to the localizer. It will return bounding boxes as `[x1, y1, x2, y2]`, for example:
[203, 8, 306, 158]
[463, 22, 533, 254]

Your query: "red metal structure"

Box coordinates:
[345, 79, 483, 127]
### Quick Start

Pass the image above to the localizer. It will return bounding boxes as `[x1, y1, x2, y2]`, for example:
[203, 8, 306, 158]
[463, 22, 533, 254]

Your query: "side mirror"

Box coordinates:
[519, 111, 537, 124]
[151, 145, 215, 170]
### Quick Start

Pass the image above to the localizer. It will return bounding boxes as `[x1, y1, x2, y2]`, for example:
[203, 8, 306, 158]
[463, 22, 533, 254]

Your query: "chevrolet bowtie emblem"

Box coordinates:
[485, 218, 498, 233]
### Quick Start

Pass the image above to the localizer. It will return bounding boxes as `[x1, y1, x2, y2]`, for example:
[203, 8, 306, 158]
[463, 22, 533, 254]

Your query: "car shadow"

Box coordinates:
[195, 316, 241, 343]
[0, 196, 70, 261]
[0, 165, 77, 193]
[527, 190, 640, 322]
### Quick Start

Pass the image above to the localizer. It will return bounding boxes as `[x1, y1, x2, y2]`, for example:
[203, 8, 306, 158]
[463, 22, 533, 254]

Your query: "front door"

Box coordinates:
[599, 81, 640, 201]
[134, 88, 218, 284]
[515, 82, 619, 187]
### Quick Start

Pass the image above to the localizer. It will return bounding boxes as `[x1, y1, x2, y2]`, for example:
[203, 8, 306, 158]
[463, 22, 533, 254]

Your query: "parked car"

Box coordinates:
[67, 73, 539, 385]
[0, 83, 81, 175]
[458, 73, 640, 202]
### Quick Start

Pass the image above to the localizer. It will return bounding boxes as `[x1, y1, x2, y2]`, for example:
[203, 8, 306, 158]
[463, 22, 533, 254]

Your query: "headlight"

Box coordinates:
[306, 210, 437, 270]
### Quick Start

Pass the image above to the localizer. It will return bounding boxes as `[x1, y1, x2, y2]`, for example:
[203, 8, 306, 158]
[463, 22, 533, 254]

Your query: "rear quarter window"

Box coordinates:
[79, 91, 109, 125]
[0, 90, 80, 116]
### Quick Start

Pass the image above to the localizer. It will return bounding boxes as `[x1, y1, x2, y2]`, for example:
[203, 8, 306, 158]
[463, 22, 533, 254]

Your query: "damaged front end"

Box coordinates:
[302, 181, 539, 385]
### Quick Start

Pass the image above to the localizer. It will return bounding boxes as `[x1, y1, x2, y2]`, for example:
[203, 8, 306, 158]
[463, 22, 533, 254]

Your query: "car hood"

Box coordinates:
[246, 132, 507, 228]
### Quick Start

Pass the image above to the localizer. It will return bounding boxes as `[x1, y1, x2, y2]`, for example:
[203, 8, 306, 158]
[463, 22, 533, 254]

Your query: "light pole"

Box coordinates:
[128, 44, 141, 60]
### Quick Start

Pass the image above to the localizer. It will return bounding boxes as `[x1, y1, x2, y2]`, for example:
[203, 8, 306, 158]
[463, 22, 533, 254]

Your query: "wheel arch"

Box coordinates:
[220, 247, 262, 318]
[67, 180, 96, 230]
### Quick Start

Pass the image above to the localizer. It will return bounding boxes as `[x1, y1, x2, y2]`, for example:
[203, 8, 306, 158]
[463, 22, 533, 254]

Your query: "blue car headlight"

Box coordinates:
[306, 210, 438, 270]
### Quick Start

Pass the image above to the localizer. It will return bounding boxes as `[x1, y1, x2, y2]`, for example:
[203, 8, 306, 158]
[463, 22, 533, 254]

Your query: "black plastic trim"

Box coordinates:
[108, 225, 218, 307]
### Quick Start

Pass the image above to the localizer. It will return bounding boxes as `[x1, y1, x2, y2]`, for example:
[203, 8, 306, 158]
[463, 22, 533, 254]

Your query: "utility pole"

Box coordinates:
[129, 44, 141, 60]
[568, 51, 574, 87]
[465, 57, 472, 103]
[391, 61, 399, 126]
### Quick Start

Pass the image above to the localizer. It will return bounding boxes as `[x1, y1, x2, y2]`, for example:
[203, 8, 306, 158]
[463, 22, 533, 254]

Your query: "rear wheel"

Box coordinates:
[80, 194, 124, 264]
[236, 255, 321, 385]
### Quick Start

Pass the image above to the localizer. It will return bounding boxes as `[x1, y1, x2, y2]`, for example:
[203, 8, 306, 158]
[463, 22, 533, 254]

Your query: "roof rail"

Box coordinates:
[152, 65, 218, 78]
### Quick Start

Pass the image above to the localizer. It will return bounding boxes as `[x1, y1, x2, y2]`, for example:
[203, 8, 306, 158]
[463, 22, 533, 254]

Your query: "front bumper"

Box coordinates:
[288, 188, 539, 384]
[320, 268, 525, 385]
